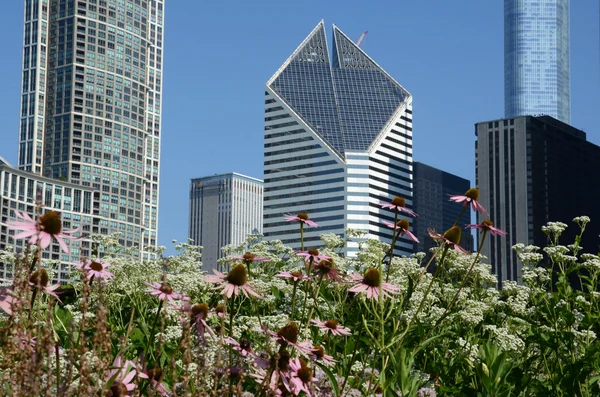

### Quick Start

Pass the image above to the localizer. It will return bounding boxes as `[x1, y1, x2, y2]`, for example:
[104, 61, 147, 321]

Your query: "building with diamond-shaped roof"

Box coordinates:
[263, 21, 415, 256]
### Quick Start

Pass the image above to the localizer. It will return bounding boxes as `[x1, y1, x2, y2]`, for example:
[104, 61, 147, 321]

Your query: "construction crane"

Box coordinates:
[356, 31, 368, 47]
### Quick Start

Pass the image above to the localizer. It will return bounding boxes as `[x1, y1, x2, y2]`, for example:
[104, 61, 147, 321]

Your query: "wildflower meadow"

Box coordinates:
[0, 188, 599, 396]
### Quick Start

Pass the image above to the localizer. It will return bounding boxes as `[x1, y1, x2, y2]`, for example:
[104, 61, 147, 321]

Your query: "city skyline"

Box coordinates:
[0, 1, 598, 252]
[504, 0, 571, 123]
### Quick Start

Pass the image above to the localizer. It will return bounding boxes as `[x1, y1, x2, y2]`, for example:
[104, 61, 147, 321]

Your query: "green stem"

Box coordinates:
[384, 208, 400, 283]
[300, 223, 305, 252]
[340, 317, 364, 396]
[149, 300, 164, 345]
[290, 281, 298, 321]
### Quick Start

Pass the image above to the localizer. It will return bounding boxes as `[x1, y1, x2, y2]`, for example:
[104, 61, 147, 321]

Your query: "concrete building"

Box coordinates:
[263, 21, 415, 257]
[475, 116, 600, 287]
[189, 173, 263, 272]
[412, 162, 473, 254]
[16, 0, 164, 257]
[505, 0, 570, 123]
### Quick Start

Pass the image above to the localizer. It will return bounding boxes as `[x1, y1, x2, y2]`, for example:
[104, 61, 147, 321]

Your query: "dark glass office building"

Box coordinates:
[475, 116, 600, 287]
[412, 162, 473, 254]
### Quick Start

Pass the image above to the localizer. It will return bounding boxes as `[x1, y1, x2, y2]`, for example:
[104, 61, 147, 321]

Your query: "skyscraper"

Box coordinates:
[475, 116, 600, 287]
[189, 173, 263, 272]
[263, 21, 414, 257]
[504, 0, 570, 123]
[412, 162, 473, 255]
[17, 0, 164, 256]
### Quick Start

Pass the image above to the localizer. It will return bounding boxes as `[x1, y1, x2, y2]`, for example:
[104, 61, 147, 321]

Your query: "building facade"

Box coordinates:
[475, 116, 600, 287]
[189, 173, 263, 272]
[412, 162, 473, 254]
[504, 0, 570, 123]
[0, 157, 95, 281]
[263, 21, 414, 257]
[17, 0, 164, 257]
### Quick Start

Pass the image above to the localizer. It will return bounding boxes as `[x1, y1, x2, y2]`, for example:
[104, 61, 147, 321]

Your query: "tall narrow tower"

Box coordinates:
[504, 0, 570, 123]
[263, 22, 414, 256]
[18, 0, 164, 254]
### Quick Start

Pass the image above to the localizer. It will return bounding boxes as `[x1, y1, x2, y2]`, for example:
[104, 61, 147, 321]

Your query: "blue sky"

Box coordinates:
[0, 1, 599, 250]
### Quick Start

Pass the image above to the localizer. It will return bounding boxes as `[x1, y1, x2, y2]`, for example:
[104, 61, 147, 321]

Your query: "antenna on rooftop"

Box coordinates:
[355, 30, 368, 47]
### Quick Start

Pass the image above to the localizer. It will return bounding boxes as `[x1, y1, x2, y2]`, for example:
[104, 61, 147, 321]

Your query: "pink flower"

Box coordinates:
[428, 227, 469, 254]
[276, 271, 310, 282]
[348, 268, 400, 300]
[297, 249, 331, 263]
[204, 264, 261, 299]
[379, 196, 418, 217]
[7, 210, 81, 253]
[144, 282, 182, 301]
[78, 259, 113, 281]
[138, 367, 170, 397]
[267, 322, 313, 356]
[288, 358, 317, 397]
[449, 188, 488, 215]
[224, 336, 255, 358]
[29, 269, 61, 301]
[0, 287, 14, 315]
[284, 213, 318, 227]
[311, 319, 351, 336]
[466, 220, 507, 237]
[231, 252, 269, 263]
[312, 259, 343, 282]
[309, 345, 336, 367]
[179, 302, 215, 340]
[382, 219, 419, 243]
[106, 357, 139, 395]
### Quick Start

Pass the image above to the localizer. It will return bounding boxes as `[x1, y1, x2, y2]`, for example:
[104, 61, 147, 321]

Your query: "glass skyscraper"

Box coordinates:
[263, 22, 415, 257]
[504, 0, 570, 124]
[17, 0, 164, 254]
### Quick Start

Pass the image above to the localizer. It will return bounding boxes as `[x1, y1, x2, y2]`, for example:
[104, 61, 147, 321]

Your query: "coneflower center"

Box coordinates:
[242, 252, 255, 261]
[147, 367, 163, 382]
[396, 219, 410, 231]
[240, 338, 251, 351]
[313, 345, 325, 359]
[363, 268, 381, 287]
[443, 226, 462, 245]
[316, 259, 333, 273]
[391, 196, 406, 207]
[482, 219, 494, 228]
[226, 264, 247, 286]
[324, 320, 338, 329]
[215, 304, 225, 314]
[109, 382, 128, 397]
[159, 284, 173, 294]
[192, 303, 209, 319]
[465, 188, 479, 201]
[290, 271, 303, 279]
[39, 211, 62, 235]
[89, 261, 103, 272]
[297, 213, 309, 221]
[277, 322, 299, 344]
[29, 269, 49, 287]
[297, 366, 313, 383]
[277, 349, 291, 371]
[308, 248, 319, 256]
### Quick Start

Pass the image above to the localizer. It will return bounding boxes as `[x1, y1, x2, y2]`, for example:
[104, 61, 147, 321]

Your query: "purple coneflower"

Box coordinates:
[267, 322, 313, 355]
[284, 213, 318, 227]
[189, 303, 215, 338]
[449, 188, 488, 215]
[312, 259, 343, 282]
[311, 319, 351, 336]
[224, 336, 255, 358]
[297, 248, 331, 263]
[276, 271, 310, 282]
[382, 219, 419, 243]
[138, 367, 170, 397]
[428, 226, 469, 254]
[288, 358, 317, 397]
[466, 219, 507, 237]
[379, 196, 418, 217]
[231, 252, 269, 263]
[106, 357, 138, 396]
[29, 269, 61, 301]
[0, 288, 14, 315]
[309, 345, 336, 366]
[79, 259, 113, 281]
[7, 210, 80, 253]
[348, 268, 400, 300]
[205, 264, 261, 299]
[144, 282, 182, 301]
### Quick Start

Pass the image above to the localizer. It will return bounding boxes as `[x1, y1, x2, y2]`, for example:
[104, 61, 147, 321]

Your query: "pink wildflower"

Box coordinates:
[231, 252, 269, 263]
[0, 287, 14, 315]
[276, 271, 310, 282]
[313, 259, 343, 282]
[79, 259, 113, 281]
[284, 212, 318, 227]
[382, 219, 419, 243]
[29, 269, 61, 301]
[466, 220, 507, 237]
[267, 322, 313, 356]
[449, 188, 488, 215]
[288, 358, 317, 397]
[7, 210, 80, 253]
[297, 248, 331, 263]
[309, 345, 336, 366]
[106, 357, 139, 396]
[428, 226, 470, 254]
[205, 264, 261, 299]
[311, 319, 351, 336]
[144, 282, 182, 301]
[348, 268, 400, 300]
[379, 196, 418, 217]
[224, 336, 255, 358]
